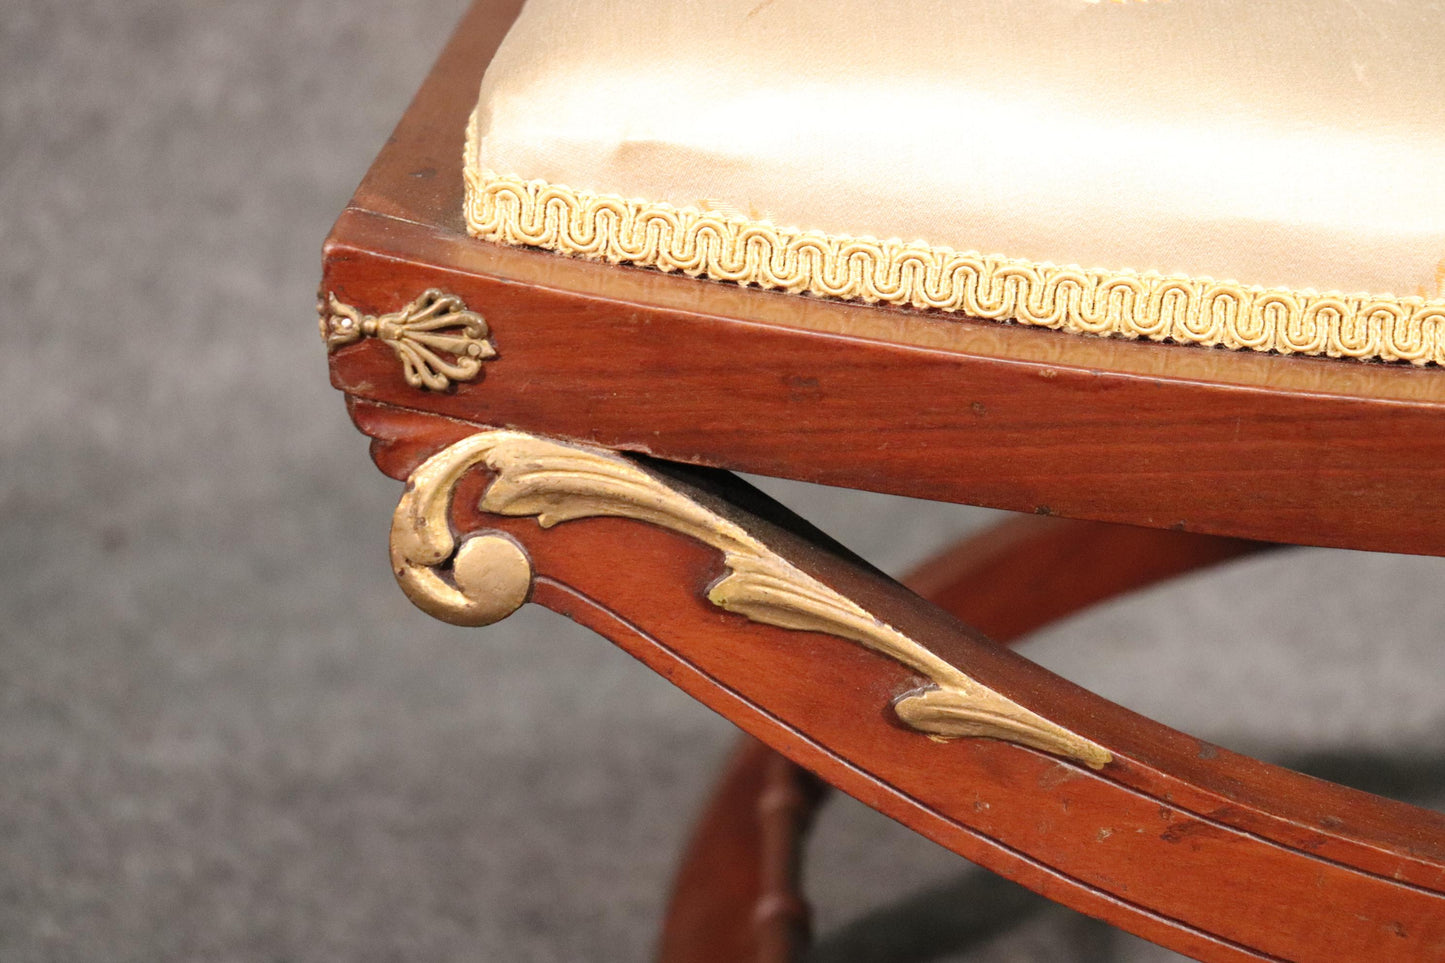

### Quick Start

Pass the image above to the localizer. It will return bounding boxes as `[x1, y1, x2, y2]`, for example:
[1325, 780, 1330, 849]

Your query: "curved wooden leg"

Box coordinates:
[902, 514, 1273, 646]
[363, 412, 1445, 963]
[657, 516, 1272, 963]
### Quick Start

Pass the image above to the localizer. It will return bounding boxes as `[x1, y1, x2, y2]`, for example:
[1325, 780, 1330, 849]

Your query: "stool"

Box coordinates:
[319, 2, 1445, 958]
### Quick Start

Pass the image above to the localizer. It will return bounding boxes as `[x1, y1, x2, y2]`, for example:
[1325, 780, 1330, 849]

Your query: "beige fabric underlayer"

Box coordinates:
[466, 0, 1445, 364]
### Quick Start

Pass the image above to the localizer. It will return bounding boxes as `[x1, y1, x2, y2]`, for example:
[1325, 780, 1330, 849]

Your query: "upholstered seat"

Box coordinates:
[466, 0, 1445, 364]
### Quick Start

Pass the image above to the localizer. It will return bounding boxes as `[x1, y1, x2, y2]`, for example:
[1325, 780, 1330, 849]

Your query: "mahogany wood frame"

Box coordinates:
[322, 2, 1445, 959]
[658, 517, 1271, 963]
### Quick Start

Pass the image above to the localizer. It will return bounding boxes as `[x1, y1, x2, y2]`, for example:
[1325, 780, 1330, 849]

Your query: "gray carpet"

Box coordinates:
[3, 2, 1443, 960]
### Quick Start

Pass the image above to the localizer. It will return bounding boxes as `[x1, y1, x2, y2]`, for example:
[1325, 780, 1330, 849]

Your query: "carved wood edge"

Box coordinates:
[388, 428, 1111, 769]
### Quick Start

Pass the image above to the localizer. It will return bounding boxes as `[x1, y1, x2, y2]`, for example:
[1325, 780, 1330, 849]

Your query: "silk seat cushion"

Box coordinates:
[465, 0, 1445, 364]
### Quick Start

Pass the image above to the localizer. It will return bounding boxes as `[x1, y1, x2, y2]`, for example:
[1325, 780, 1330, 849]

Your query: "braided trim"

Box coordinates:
[464, 137, 1445, 367]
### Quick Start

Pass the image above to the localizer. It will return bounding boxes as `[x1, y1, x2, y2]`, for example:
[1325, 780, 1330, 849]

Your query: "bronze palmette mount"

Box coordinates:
[320, 289, 496, 390]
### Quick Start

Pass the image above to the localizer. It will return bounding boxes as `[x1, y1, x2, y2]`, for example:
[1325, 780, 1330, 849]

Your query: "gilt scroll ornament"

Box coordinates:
[390, 430, 1111, 770]
[320, 289, 496, 390]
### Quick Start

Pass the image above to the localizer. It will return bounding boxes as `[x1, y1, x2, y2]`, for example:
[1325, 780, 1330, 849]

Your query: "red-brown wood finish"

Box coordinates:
[658, 517, 1272, 962]
[322, 2, 1445, 960]
[657, 737, 825, 963]
[347, 400, 1445, 962]
[902, 515, 1273, 647]
[346, 396, 1445, 954]
[326, 220, 1445, 558]
[324, 0, 1445, 558]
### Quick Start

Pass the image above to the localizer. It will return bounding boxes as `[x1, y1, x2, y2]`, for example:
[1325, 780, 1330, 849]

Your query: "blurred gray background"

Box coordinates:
[3, 2, 1443, 960]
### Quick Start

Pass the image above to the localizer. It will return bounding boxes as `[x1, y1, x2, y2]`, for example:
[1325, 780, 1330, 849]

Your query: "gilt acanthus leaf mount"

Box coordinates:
[389, 430, 1111, 770]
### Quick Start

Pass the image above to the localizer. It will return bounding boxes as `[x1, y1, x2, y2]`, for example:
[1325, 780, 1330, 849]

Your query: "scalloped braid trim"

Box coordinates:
[464, 173, 1445, 367]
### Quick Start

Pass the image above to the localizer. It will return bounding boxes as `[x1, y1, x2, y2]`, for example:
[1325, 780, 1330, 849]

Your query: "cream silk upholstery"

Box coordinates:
[466, 0, 1445, 364]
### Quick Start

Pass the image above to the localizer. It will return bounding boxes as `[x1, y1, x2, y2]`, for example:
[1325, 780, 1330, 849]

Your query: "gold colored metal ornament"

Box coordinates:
[320, 289, 496, 390]
[390, 440, 533, 626]
[390, 430, 1111, 769]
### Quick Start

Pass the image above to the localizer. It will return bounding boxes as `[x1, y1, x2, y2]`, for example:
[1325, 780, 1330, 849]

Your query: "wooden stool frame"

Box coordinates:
[320, 3, 1445, 959]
